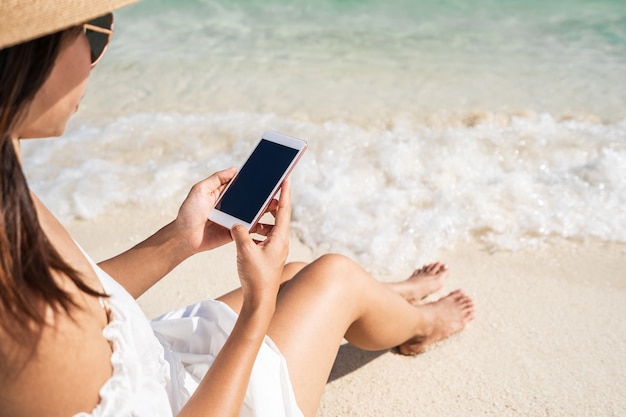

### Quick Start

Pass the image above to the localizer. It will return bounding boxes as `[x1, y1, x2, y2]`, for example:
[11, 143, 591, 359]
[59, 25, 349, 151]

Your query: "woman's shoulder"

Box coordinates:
[0, 285, 113, 417]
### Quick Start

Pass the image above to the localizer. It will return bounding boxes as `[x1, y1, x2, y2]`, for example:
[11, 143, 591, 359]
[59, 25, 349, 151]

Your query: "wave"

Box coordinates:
[22, 110, 626, 274]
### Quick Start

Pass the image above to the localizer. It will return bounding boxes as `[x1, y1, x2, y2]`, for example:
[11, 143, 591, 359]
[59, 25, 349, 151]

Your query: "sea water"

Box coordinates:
[22, 0, 626, 275]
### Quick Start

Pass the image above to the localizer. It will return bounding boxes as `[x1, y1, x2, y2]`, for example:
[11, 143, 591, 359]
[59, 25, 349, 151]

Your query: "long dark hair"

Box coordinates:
[0, 29, 104, 353]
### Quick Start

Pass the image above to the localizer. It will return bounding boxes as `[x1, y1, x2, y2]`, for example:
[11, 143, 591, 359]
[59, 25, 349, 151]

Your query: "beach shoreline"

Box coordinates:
[66, 207, 626, 416]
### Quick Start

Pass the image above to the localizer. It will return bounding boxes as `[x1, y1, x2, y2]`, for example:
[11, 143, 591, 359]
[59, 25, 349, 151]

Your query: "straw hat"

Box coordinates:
[0, 0, 140, 49]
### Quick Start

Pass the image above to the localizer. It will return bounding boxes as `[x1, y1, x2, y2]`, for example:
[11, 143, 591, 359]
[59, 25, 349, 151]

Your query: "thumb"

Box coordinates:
[230, 224, 253, 251]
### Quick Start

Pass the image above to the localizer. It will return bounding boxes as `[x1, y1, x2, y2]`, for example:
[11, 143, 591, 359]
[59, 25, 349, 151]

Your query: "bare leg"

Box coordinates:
[266, 254, 475, 417]
[218, 261, 449, 313]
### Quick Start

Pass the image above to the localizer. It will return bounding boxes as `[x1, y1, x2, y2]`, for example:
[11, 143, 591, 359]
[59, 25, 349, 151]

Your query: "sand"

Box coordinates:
[66, 207, 626, 417]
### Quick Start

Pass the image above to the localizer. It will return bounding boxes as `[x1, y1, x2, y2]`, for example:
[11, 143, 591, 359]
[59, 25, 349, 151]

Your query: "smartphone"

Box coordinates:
[208, 131, 307, 231]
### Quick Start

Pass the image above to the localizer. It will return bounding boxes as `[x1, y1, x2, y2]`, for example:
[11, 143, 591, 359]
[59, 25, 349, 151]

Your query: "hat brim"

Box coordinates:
[1, 0, 140, 49]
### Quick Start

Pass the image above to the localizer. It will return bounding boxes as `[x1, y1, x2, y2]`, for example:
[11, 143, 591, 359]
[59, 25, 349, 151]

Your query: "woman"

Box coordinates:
[0, 1, 475, 416]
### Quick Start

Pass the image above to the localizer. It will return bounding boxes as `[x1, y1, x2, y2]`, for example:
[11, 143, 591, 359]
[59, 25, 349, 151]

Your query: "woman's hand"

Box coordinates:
[173, 167, 239, 255]
[102, 167, 288, 298]
[176, 180, 291, 417]
[230, 179, 292, 309]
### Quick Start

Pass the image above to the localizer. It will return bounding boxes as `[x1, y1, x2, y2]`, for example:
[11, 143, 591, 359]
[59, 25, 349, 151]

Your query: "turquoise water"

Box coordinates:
[88, 0, 626, 121]
[24, 0, 626, 275]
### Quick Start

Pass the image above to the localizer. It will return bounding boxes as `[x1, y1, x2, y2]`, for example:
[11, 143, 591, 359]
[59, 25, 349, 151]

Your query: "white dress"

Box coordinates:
[74, 252, 303, 417]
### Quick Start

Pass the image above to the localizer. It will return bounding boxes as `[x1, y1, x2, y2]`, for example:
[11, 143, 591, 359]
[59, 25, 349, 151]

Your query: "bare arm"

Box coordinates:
[97, 221, 193, 298]
[178, 180, 291, 417]
[98, 168, 237, 298]
[178, 299, 274, 417]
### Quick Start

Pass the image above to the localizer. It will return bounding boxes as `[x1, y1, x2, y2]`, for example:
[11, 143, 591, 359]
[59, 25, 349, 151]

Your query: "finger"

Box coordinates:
[251, 222, 274, 236]
[278, 178, 291, 211]
[198, 167, 237, 201]
[230, 224, 254, 252]
[265, 198, 279, 215]
[207, 167, 237, 187]
[271, 178, 291, 235]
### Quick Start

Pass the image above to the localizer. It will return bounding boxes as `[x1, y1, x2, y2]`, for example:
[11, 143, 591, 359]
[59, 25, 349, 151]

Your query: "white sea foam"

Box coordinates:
[22, 111, 626, 275]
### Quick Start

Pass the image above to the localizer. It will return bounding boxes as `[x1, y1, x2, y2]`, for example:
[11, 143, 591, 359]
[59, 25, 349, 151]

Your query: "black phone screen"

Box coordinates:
[215, 139, 299, 223]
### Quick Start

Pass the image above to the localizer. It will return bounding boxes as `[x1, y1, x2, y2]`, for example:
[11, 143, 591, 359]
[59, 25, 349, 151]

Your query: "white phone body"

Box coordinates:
[208, 131, 308, 231]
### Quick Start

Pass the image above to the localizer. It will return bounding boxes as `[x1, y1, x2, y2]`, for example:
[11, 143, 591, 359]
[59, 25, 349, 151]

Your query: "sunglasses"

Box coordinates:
[82, 13, 114, 67]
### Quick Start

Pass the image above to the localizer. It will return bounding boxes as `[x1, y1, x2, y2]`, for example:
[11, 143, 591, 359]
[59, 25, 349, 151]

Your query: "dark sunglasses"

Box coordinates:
[82, 13, 114, 67]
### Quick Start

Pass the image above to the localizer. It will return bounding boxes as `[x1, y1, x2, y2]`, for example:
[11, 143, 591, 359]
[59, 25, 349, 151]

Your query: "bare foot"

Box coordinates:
[397, 290, 475, 355]
[387, 262, 449, 304]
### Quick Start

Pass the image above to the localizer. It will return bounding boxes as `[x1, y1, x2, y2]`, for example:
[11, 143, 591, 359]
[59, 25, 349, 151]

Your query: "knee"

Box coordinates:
[282, 261, 307, 282]
[313, 253, 355, 271]
[306, 253, 364, 290]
